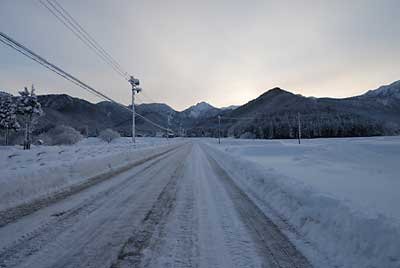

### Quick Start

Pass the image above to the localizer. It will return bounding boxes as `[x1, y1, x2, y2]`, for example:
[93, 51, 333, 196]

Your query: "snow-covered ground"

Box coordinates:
[0, 137, 182, 211]
[1, 136, 399, 267]
[0, 142, 311, 268]
[204, 136, 400, 267]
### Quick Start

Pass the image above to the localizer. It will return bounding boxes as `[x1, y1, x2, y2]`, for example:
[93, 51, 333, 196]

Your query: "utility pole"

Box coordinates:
[129, 76, 142, 144]
[297, 112, 301, 144]
[167, 112, 171, 140]
[218, 115, 221, 144]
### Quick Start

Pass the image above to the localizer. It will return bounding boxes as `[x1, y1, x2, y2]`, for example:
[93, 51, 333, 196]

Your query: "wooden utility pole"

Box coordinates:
[297, 112, 301, 144]
[218, 115, 221, 144]
[129, 76, 142, 144]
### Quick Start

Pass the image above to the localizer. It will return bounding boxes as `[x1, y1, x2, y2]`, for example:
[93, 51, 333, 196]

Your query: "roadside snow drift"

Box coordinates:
[0, 137, 182, 211]
[205, 137, 400, 268]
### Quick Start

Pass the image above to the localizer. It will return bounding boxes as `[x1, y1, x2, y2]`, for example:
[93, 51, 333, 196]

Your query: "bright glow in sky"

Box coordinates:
[1, 0, 399, 110]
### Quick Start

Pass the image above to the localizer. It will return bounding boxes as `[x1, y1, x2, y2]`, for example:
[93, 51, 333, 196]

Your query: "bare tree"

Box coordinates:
[99, 129, 120, 143]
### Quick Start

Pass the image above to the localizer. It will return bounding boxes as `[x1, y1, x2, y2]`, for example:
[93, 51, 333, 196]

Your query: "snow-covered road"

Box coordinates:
[0, 141, 311, 268]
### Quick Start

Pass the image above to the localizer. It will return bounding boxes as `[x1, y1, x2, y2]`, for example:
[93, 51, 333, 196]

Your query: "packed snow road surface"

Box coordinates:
[0, 142, 311, 268]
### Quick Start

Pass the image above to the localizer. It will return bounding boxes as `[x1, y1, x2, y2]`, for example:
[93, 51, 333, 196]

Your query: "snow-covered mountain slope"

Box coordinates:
[358, 80, 400, 107]
[363, 80, 400, 99]
[182, 101, 219, 118]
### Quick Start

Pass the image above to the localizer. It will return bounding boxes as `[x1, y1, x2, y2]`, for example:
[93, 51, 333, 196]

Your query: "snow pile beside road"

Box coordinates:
[213, 137, 400, 220]
[204, 137, 400, 268]
[0, 137, 182, 211]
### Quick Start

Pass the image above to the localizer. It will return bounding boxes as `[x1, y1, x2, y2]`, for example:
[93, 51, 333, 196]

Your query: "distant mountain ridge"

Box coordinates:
[2, 80, 400, 138]
[191, 81, 400, 138]
[363, 80, 400, 99]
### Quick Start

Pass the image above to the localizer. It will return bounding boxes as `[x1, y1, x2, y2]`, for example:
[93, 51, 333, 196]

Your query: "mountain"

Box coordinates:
[221, 105, 239, 111]
[31, 94, 177, 136]
[2, 80, 400, 139]
[191, 82, 400, 138]
[36, 94, 130, 136]
[356, 80, 400, 111]
[181, 101, 220, 119]
[362, 80, 400, 100]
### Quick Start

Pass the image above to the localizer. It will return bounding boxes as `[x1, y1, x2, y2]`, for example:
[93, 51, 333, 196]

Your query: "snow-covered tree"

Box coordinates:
[17, 85, 43, 149]
[0, 95, 20, 145]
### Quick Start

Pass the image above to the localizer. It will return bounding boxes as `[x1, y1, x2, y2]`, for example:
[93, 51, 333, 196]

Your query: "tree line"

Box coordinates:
[0, 85, 43, 149]
[186, 112, 389, 139]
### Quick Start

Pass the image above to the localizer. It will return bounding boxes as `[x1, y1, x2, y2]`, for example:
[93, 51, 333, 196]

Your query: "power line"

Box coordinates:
[0, 31, 171, 133]
[39, 0, 127, 79]
[39, 0, 129, 80]
[51, 0, 128, 77]
[40, 0, 165, 107]
[0, 35, 104, 100]
[47, 0, 128, 79]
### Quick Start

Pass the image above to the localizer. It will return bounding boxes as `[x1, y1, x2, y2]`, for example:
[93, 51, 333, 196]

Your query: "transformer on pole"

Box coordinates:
[129, 76, 142, 144]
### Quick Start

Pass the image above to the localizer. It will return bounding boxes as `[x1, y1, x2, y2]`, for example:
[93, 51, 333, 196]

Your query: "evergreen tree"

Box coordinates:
[0, 95, 20, 145]
[17, 85, 43, 149]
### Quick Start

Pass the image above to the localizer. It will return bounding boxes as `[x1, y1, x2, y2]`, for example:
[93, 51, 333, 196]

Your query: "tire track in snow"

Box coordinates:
[142, 143, 265, 268]
[203, 144, 312, 268]
[193, 144, 263, 268]
[0, 144, 190, 268]
[110, 144, 191, 268]
[140, 145, 199, 268]
[0, 144, 182, 228]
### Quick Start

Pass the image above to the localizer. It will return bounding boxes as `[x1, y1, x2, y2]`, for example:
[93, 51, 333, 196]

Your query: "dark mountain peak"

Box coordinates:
[37, 94, 77, 109]
[138, 102, 173, 109]
[270, 87, 285, 92]
[136, 103, 176, 114]
[260, 87, 293, 98]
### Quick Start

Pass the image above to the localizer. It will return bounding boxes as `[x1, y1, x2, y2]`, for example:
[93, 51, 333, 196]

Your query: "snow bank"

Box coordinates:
[204, 137, 400, 268]
[0, 137, 182, 211]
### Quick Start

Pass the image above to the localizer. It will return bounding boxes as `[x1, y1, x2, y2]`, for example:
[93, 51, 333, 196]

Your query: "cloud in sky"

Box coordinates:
[1, 0, 399, 110]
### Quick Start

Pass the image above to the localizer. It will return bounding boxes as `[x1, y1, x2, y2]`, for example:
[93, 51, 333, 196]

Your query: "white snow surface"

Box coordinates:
[204, 136, 400, 267]
[2, 136, 400, 267]
[0, 137, 182, 211]
[0, 142, 308, 268]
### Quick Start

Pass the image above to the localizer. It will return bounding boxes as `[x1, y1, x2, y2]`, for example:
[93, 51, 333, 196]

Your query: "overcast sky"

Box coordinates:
[1, 0, 399, 110]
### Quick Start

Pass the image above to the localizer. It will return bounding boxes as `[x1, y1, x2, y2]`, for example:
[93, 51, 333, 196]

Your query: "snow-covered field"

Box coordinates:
[204, 136, 400, 267]
[0, 137, 182, 211]
[1, 136, 399, 267]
